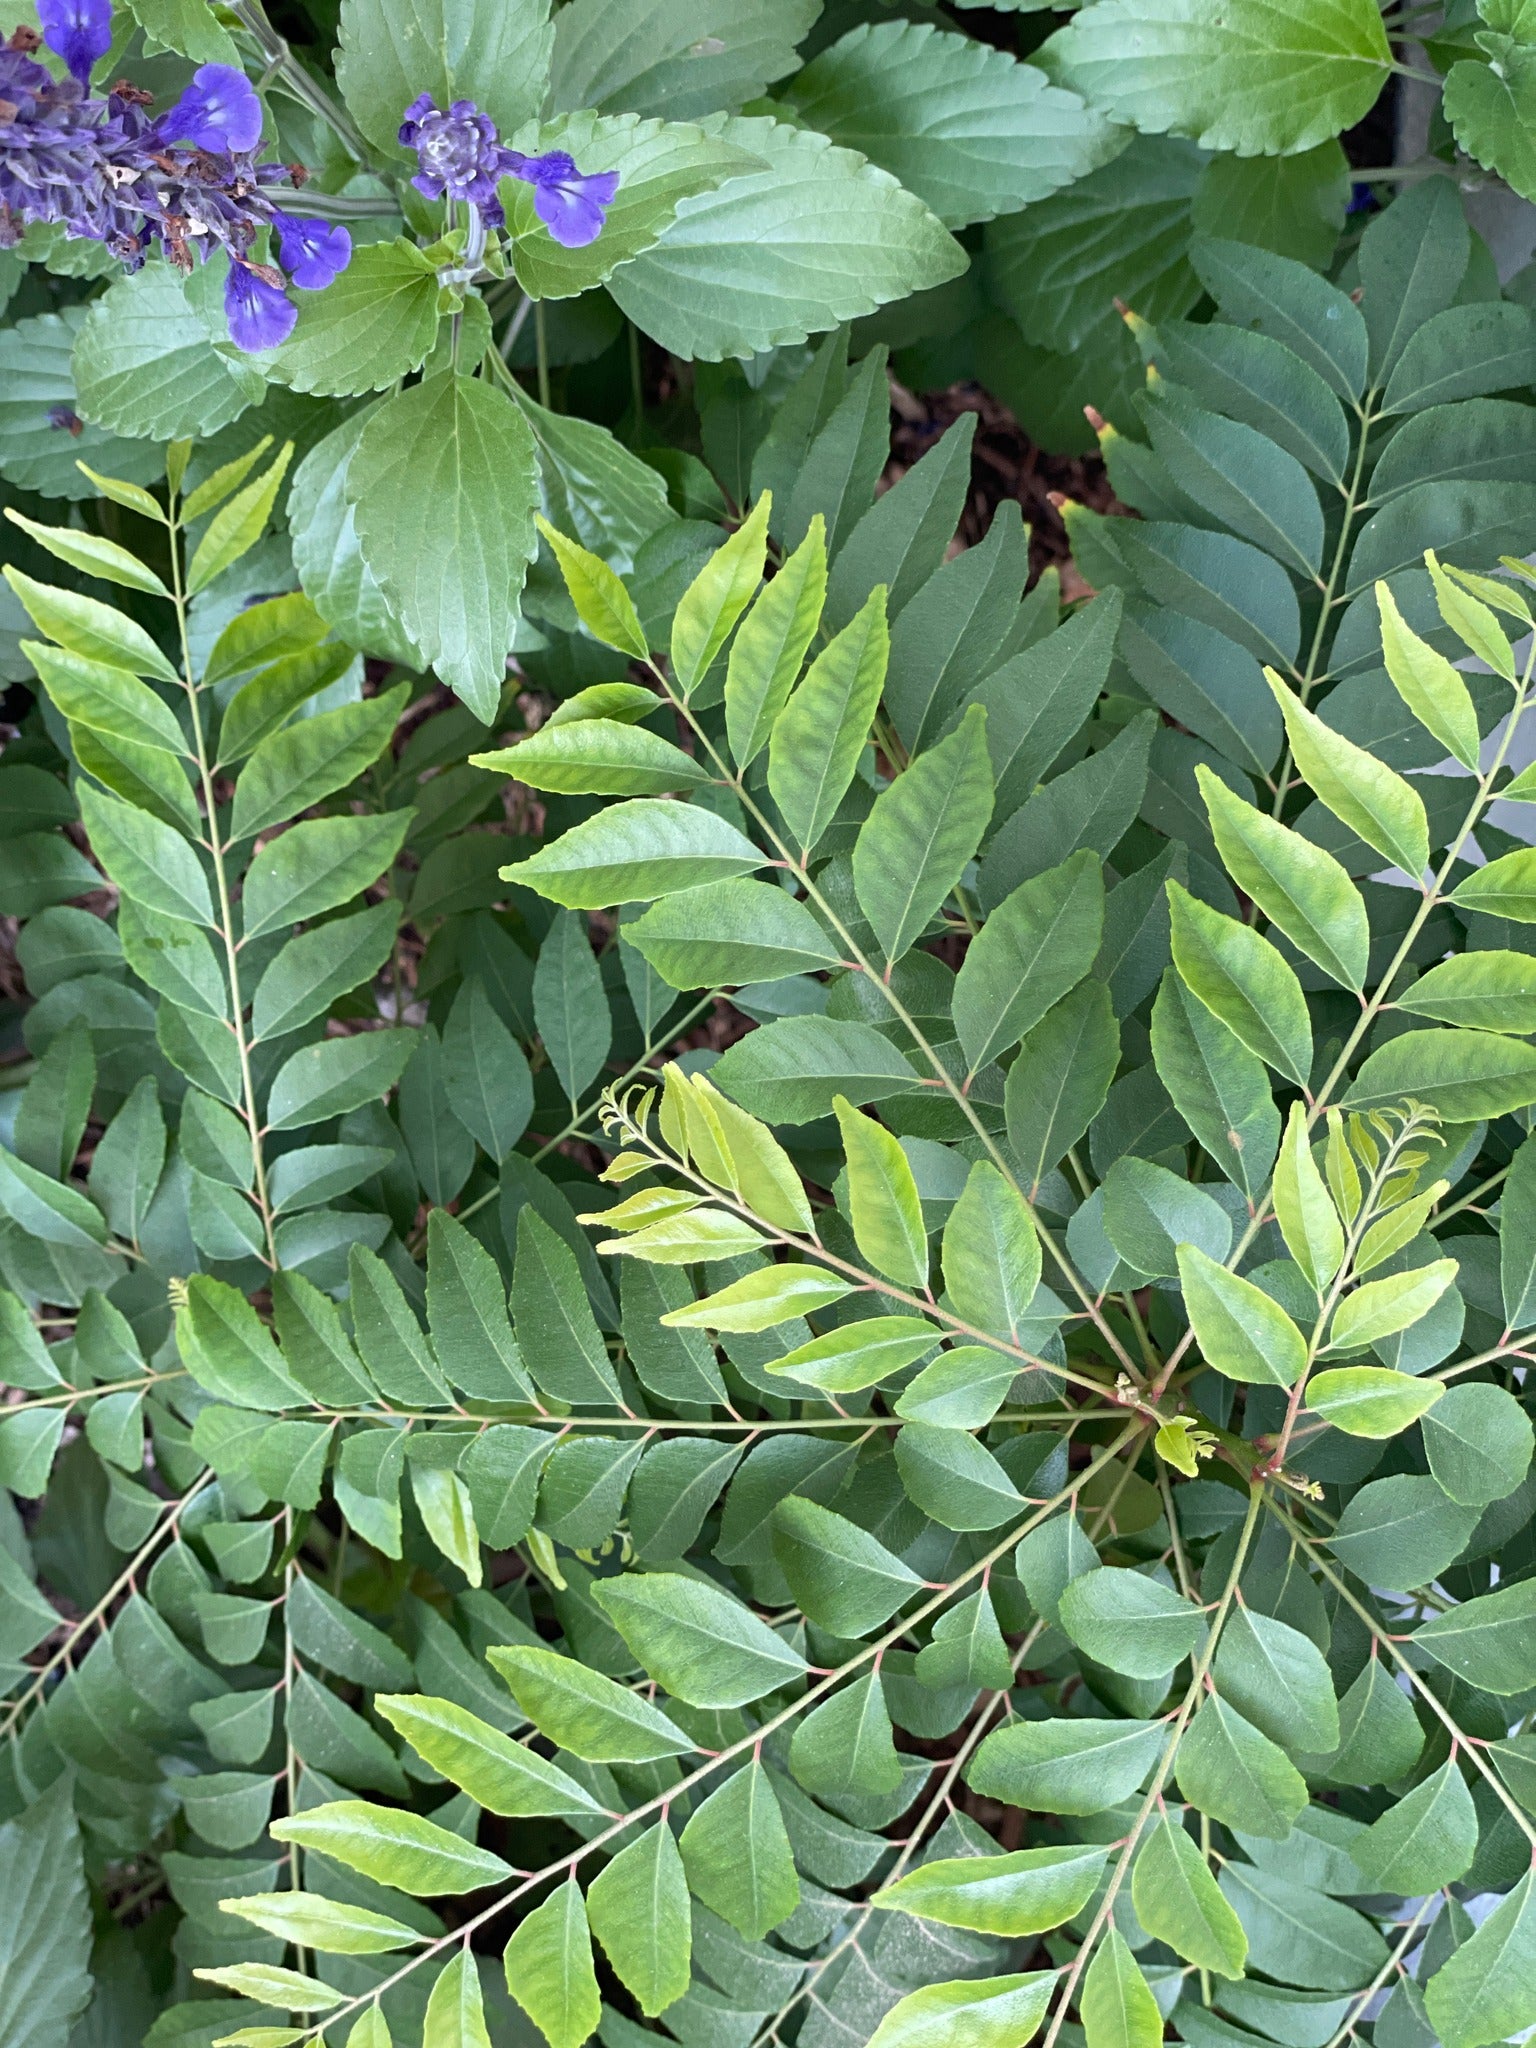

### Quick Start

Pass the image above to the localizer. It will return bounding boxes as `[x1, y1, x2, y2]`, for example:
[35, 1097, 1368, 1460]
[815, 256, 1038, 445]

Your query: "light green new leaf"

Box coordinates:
[592, 1570, 806, 1707]
[4, 565, 177, 679]
[660, 1262, 853, 1332]
[424, 1951, 492, 2048]
[767, 584, 889, 856]
[1178, 1243, 1307, 1386]
[187, 444, 292, 597]
[1266, 667, 1429, 878]
[535, 517, 649, 660]
[508, 797, 765, 908]
[874, 1844, 1106, 1936]
[864, 1974, 1055, 2048]
[1198, 766, 1368, 989]
[672, 492, 770, 696]
[488, 1645, 692, 1761]
[1131, 1815, 1246, 1978]
[941, 1159, 1043, 1344]
[376, 1695, 601, 1819]
[853, 703, 994, 964]
[271, 1801, 512, 1896]
[1344, 1026, 1536, 1121]
[1306, 1365, 1444, 1437]
[725, 515, 826, 769]
[835, 1095, 928, 1288]
[1326, 1259, 1457, 1351]
[1378, 581, 1482, 769]
[1273, 1101, 1343, 1291]
[219, 1892, 423, 1956]
[194, 1965, 343, 2011]
[767, 1316, 939, 1394]
[502, 1878, 600, 2048]
[1168, 880, 1312, 1085]
[1451, 845, 1536, 924]
[475, 719, 709, 798]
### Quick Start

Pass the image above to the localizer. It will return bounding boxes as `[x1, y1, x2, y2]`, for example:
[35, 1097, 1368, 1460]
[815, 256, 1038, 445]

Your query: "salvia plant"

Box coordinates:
[5, 4, 1536, 2048]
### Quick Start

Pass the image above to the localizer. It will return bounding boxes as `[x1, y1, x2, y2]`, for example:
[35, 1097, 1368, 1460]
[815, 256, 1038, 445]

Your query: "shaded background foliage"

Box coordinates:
[4, 6, 1536, 2048]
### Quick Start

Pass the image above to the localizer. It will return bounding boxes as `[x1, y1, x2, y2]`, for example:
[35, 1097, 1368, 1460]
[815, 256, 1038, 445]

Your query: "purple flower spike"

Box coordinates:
[37, 0, 112, 85]
[158, 62, 263, 154]
[272, 210, 351, 290]
[225, 261, 295, 351]
[504, 150, 618, 249]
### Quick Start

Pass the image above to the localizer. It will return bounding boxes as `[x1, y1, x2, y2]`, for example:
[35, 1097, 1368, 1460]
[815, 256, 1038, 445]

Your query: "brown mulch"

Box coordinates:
[886, 378, 1127, 600]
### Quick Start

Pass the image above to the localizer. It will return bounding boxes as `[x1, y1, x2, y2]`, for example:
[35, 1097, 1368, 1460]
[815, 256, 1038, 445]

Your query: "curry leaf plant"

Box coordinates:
[6, 169, 1536, 2048]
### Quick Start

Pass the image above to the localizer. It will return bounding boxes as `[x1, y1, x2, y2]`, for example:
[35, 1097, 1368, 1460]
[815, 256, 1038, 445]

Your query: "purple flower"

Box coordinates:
[36, 0, 111, 85]
[225, 260, 295, 349]
[156, 63, 263, 154]
[503, 148, 618, 249]
[398, 93, 509, 224]
[272, 208, 350, 289]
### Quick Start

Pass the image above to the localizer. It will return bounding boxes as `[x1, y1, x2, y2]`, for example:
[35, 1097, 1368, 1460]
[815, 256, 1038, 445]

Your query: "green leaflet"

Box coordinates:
[767, 584, 890, 856]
